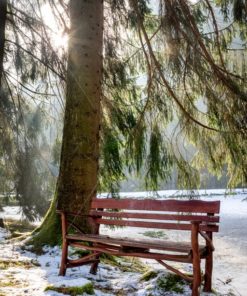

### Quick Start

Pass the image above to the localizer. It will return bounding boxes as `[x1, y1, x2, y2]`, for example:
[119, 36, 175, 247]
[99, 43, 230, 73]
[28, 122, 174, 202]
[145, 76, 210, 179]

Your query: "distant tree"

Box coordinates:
[14, 109, 55, 221]
[0, 0, 64, 216]
[0, 0, 18, 207]
[0, 0, 7, 85]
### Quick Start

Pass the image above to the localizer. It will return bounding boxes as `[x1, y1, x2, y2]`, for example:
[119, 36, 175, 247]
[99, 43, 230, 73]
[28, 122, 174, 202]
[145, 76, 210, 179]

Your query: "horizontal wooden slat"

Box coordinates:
[69, 242, 192, 263]
[66, 259, 99, 268]
[91, 198, 220, 214]
[66, 234, 206, 253]
[89, 210, 219, 223]
[95, 218, 219, 232]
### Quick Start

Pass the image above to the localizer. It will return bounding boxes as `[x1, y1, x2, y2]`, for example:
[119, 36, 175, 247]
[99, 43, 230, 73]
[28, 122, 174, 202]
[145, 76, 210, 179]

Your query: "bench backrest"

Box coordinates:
[90, 198, 220, 232]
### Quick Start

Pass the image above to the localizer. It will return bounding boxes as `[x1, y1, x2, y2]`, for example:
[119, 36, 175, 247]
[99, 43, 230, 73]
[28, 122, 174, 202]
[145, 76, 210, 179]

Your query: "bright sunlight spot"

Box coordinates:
[41, 3, 68, 49]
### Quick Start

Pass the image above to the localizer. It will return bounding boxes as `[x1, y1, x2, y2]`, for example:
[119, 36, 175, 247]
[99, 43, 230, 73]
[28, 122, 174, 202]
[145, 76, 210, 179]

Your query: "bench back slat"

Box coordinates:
[90, 198, 220, 232]
[90, 210, 220, 223]
[95, 218, 219, 232]
[91, 198, 220, 214]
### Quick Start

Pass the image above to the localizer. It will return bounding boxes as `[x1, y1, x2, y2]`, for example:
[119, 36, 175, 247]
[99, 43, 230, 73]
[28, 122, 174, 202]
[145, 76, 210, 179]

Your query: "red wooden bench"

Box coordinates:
[57, 198, 220, 296]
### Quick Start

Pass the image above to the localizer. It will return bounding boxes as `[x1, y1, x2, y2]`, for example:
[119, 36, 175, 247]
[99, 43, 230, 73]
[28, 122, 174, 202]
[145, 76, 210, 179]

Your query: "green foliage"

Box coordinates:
[45, 283, 94, 296]
[0, 0, 61, 217]
[142, 230, 167, 239]
[100, 128, 124, 195]
[15, 148, 48, 221]
[51, 137, 62, 166]
[128, 0, 152, 27]
[233, 0, 247, 23]
[156, 273, 185, 293]
[146, 124, 173, 190]
[126, 122, 146, 174]
[140, 270, 158, 281]
[14, 108, 55, 221]
[103, 129, 123, 177]
[98, 0, 247, 193]
[177, 159, 201, 190]
[0, 259, 35, 270]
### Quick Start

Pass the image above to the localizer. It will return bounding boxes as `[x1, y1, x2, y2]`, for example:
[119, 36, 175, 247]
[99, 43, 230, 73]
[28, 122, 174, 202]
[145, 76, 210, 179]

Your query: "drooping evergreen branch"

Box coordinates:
[204, 0, 226, 70]
[5, 71, 56, 96]
[178, 0, 247, 101]
[7, 13, 66, 75]
[123, 25, 161, 64]
[5, 39, 65, 80]
[131, 0, 220, 132]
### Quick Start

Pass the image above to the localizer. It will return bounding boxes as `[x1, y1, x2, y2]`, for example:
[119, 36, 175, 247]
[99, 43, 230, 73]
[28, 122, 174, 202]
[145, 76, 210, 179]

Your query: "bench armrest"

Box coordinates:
[190, 221, 215, 251]
[199, 230, 215, 251]
[56, 210, 87, 235]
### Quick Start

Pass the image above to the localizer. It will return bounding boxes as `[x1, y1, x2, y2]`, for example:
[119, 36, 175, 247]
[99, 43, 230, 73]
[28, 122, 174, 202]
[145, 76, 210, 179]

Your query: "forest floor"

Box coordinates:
[0, 189, 246, 296]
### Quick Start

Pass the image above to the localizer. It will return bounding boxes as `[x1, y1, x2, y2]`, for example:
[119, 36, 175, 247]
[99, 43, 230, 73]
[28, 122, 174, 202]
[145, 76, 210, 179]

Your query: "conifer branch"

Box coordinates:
[131, 0, 220, 132]
[5, 39, 65, 81]
[204, 0, 226, 70]
[5, 71, 56, 97]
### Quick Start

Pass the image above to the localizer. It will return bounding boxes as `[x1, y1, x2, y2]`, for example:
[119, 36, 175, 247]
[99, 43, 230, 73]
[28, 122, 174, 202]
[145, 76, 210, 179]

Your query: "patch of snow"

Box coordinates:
[99, 188, 247, 199]
[51, 278, 91, 288]
[45, 292, 69, 296]
[0, 206, 23, 220]
[0, 206, 41, 225]
[0, 227, 10, 240]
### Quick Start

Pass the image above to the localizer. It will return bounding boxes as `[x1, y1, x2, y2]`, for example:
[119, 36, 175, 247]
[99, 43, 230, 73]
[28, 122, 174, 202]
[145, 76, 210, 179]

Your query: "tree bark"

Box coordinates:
[30, 0, 103, 247]
[57, 0, 103, 213]
[0, 0, 7, 86]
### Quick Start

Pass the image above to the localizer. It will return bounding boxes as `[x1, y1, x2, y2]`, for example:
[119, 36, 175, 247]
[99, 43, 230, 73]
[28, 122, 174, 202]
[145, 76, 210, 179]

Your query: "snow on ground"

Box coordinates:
[0, 189, 247, 296]
[0, 240, 195, 296]
[0, 206, 23, 221]
[0, 206, 41, 225]
[0, 227, 10, 240]
[99, 188, 247, 199]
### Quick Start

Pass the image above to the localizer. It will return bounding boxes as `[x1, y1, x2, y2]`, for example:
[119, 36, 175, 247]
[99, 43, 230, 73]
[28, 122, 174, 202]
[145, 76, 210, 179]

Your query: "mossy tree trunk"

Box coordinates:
[31, 0, 103, 247]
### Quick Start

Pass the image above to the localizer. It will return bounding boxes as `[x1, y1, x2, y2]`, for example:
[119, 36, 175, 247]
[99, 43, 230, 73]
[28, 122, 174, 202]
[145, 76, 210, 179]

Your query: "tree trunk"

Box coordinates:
[57, 0, 103, 215]
[0, 0, 7, 86]
[30, 0, 103, 247]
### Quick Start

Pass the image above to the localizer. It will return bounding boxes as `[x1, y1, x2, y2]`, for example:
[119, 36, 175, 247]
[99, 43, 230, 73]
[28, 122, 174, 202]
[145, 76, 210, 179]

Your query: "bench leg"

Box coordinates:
[90, 251, 100, 274]
[191, 222, 201, 296]
[192, 254, 201, 296]
[204, 250, 213, 292]
[59, 213, 68, 276]
[59, 239, 68, 276]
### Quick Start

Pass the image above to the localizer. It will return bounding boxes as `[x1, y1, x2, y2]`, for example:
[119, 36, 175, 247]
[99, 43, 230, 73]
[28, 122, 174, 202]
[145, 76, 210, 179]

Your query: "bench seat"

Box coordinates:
[66, 233, 208, 258]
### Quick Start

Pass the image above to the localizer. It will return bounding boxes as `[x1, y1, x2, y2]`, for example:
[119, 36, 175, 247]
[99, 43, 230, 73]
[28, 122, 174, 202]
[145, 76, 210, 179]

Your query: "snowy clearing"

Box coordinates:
[0, 189, 247, 296]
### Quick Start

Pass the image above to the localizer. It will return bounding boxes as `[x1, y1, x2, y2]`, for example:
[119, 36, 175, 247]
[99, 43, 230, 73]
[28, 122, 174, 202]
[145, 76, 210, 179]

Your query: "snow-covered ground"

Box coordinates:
[0, 206, 23, 221]
[0, 228, 194, 296]
[0, 189, 247, 296]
